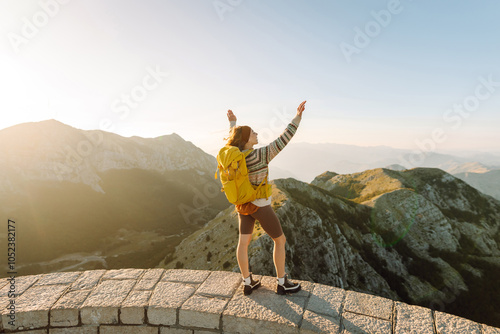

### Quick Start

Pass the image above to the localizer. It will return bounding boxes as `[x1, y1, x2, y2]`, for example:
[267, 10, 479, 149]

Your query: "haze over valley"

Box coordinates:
[1, 120, 499, 327]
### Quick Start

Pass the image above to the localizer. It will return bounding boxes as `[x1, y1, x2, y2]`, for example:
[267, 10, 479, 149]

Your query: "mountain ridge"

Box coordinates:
[1, 119, 499, 326]
[0, 119, 216, 193]
[269, 141, 500, 182]
[0, 119, 230, 273]
[166, 167, 500, 327]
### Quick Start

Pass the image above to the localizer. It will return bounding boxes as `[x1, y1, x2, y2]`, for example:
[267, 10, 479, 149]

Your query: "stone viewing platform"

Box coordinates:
[1, 269, 499, 333]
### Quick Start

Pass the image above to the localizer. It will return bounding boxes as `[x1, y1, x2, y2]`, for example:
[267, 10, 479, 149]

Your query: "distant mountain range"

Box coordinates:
[2, 119, 499, 327]
[267, 141, 500, 201]
[0, 120, 230, 274]
[268, 142, 500, 183]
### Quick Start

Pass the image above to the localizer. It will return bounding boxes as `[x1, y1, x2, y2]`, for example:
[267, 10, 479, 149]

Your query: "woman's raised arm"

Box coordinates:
[227, 109, 237, 129]
[296, 100, 306, 118]
[227, 109, 237, 122]
[260, 100, 306, 163]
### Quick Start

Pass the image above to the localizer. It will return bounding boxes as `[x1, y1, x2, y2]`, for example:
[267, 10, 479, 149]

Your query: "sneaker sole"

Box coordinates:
[243, 282, 261, 295]
[276, 284, 301, 295]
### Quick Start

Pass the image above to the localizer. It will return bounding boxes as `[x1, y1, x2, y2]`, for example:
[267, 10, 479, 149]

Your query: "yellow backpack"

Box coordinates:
[215, 145, 268, 205]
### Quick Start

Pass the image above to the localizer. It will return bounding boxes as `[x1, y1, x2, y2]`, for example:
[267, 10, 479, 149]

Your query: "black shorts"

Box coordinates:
[238, 205, 283, 239]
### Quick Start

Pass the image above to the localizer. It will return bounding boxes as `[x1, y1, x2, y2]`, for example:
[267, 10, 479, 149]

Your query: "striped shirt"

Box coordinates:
[229, 115, 301, 205]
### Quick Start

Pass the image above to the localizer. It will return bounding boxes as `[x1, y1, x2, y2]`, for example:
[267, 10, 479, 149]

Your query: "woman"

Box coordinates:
[225, 100, 306, 295]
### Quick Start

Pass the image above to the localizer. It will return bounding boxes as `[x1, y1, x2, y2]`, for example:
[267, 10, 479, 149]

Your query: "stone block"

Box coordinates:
[0, 274, 41, 297]
[196, 271, 241, 298]
[81, 307, 118, 326]
[394, 302, 433, 334]
[435, 311, 481, 334]
[148, 281, 196, 325]
[99, 325, 158, 334]
[134, 268, 165, 290]
[300, 310, 340, 334]
[121, 290, 152, 324]
[50, 327, 98, 333]
[160, 328, 193, 334]
[101, 268, 145, 280]
[179, 294, 229, 329]
[133, 279, 159, 291]
[0, 278, 8, 290]
[0, 296, 7, 330]
[70, 270, 106, 290]
[344, 290, 393, 320]
[142, 268, 166, 280]
[483, 324, 500, 334]
[342, 311, 392, 334]
[16, 330, 48, 334]
[161, 269, 210, 284]
[0, 284, 68, 331]
[306, 283, 344, 318]
[51, 289, 91, 327]
[223, 275, 306, 334]
[35, 272, 82, 286]
[80, 279, 136, 325]
[0, 295, 11, 309]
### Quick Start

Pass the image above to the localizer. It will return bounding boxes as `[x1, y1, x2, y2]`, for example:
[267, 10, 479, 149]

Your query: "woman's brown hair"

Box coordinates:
[225, 126, 248, 151]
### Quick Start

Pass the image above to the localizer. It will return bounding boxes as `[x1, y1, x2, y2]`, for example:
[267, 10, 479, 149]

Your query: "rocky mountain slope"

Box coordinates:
[2, 119, 499, 326]
[0, 120, 230, 274]
[454, 169, 500, 201]
[0, 119, 216, 193]
[165, 167, 500, 327]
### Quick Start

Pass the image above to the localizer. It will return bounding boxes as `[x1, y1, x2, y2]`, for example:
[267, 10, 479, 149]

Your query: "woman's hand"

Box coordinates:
[296, 100, 306, 117]
[227, 109, 237, 122]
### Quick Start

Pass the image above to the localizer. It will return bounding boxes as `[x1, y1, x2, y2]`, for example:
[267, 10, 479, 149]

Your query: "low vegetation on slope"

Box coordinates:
[167, 167, 500, 327]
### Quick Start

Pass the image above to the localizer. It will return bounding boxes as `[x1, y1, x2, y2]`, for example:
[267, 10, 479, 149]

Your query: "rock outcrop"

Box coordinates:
[2, 120, 499, 327]
[167, 168, 500, 327]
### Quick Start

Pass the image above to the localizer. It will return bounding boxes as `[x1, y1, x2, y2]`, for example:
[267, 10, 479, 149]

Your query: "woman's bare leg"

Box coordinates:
[273, 234, 286, 278]
[237, 233, 253, 278]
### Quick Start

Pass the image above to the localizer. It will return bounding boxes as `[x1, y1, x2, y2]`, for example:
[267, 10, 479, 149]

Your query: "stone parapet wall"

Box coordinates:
[0, 269, 499, 333]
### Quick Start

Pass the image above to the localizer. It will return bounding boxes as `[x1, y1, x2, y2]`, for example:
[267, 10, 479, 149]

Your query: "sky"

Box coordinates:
[1, 0, 499, 157]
